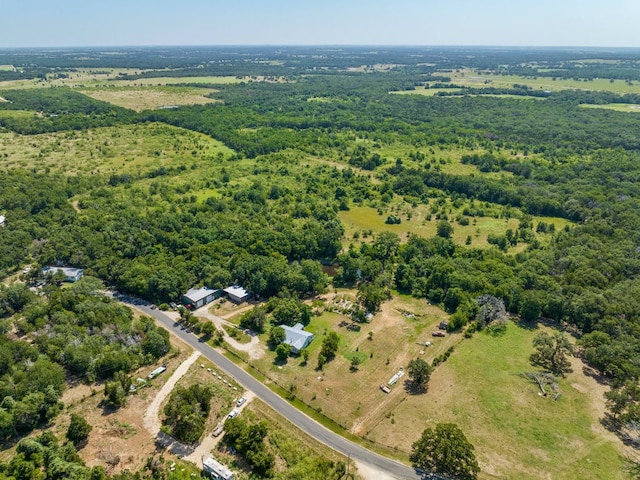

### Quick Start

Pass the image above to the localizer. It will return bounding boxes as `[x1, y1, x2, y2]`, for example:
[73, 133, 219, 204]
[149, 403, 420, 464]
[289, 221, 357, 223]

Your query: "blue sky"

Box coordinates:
[2, 0, 639, 48]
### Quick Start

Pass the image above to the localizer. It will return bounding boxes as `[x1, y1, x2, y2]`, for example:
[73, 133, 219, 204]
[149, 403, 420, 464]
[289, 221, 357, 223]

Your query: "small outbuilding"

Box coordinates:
[203, 457, 234, 480]
[0, 215, 5, 226]
[42, 266, 84, 282]
[223, 285, 250, 304]
[182, 287, 222, 309]
[281, 323, 314, 354]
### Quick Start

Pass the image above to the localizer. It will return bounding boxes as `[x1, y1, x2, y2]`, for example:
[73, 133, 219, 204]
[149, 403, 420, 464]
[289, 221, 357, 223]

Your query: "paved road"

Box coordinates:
[126, 299, 423, 480]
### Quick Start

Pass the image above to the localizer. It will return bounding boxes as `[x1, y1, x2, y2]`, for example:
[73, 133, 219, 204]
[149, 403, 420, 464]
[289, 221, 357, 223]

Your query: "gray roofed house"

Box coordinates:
[281, 323, 314, 354]
[182, 287, 222, 309]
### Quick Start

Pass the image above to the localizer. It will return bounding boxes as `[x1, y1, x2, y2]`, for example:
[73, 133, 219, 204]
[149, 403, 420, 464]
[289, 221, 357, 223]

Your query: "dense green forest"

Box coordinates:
[2, 46, 640, 477]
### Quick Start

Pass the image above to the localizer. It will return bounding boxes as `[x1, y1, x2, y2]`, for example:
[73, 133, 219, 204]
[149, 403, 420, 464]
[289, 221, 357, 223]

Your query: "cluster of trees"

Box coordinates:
[162, 384, 214, 444]
[0, 431, 107, 480]
[0, 277, 171, 440]
[224, 418, 275, 477]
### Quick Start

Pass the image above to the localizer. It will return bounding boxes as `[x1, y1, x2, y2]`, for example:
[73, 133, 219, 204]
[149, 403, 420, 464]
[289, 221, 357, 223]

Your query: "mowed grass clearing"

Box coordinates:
[80, 85, 220, 111]
[368, 321, 626, 480]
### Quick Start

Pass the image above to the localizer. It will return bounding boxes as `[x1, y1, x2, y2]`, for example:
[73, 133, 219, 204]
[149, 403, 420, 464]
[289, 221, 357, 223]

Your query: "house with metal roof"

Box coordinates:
[182, 287, 222, 309]
[223, 285, 250, 304]
[281, 323, 314, 354]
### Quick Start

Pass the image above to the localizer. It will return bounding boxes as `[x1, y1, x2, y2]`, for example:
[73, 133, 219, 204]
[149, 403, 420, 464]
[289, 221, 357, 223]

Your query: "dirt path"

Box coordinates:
[183, 391, 257, 468]
[192, 306, 266, 360]
[143, 351, 200, 435]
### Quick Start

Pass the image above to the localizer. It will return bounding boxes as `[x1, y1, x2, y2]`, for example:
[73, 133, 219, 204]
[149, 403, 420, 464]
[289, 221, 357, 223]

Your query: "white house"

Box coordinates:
[223, 285, 250, 304]
[203, 457, 234, 480]
[182, 287, 222, 309]
[42, 266, 84, 282]
[281, 323, 314, 354]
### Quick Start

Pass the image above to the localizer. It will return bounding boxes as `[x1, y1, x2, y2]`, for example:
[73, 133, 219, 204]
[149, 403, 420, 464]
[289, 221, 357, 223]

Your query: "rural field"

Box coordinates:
[245, 301, 628, 479]
[1, 46, 640, 480]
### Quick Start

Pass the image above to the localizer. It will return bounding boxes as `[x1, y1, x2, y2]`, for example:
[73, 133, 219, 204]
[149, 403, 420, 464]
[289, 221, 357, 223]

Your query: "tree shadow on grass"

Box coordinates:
[403, 378, 428, 395]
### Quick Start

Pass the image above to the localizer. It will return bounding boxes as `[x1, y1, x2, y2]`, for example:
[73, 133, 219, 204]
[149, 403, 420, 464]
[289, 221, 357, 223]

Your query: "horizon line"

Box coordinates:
[2, 44, 640, 51]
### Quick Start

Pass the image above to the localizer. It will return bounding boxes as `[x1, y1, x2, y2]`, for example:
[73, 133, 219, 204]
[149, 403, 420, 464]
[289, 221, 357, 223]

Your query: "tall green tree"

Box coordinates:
[530, 331, 574, 377]
[410, 423, 480, 480]
[407, 358, 432, 392]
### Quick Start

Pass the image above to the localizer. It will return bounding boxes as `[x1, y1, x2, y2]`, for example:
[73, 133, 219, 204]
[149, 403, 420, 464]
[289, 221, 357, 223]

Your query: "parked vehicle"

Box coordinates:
[236, 397, 247, 407]
[227, 408, 239, 419]
[432, 331, 446, 337]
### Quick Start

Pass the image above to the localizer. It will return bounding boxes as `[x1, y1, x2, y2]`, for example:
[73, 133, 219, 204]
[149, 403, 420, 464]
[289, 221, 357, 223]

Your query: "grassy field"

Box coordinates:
[581, 103, 640, 113]
[0, 122, 234, 176]
[367, 322, 626, 479]
[0, 65, 14, 71]
[0, 70, 243, 90]
[80, 85, 220, 111]
[339, 205, 568, 250]
[392, 87, 545, 101]
[432, 70, 640, 94]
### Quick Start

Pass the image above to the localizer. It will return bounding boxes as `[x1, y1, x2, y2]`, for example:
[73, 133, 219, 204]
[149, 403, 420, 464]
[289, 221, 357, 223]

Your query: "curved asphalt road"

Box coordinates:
[126, 299, 424, 480]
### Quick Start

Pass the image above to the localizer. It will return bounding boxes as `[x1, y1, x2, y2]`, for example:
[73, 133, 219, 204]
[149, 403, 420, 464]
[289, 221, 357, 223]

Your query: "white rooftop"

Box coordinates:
[184, 286, 218, 303]
[0, 215, 5, 224]
[224, 285, 249, 298]
[203, 457, 233, 480]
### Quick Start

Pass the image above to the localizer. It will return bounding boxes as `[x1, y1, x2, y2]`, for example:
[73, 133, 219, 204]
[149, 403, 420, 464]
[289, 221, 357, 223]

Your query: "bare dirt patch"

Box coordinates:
[62, 343, 194, 474]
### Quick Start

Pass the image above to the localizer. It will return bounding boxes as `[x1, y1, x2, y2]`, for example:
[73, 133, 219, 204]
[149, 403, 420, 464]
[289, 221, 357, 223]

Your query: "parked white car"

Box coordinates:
[236, 397, 247, 407]
[227, 408, 239, 419]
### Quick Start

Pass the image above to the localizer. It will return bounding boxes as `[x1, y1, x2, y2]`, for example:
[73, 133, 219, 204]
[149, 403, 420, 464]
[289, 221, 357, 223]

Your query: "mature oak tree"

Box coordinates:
[410, 423, 480, 480]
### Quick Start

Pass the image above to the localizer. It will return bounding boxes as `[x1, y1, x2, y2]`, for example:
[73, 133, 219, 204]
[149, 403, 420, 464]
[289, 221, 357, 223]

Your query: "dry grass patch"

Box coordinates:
[57, 346, 192, 474]
[251, 292, 452, 441]
[80, 86, 219, 111]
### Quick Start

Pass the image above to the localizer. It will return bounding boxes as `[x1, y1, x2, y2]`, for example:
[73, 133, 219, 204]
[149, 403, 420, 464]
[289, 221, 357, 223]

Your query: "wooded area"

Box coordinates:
[2, 45, 640, 478]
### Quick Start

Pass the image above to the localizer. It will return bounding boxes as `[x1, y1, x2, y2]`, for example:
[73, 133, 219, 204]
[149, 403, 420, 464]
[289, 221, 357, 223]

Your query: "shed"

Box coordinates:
[0, 215, 5, 226]
[281, 323, 314, 354]
[182, 287, 222, 309]
[223, 285, 250, 304]
[203, 457, 234, 480]
[42, 266, 84, 282]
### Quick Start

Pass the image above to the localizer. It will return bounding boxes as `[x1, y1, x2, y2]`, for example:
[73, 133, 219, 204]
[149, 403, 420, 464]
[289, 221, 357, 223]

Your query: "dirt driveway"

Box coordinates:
[143, 351, 201, 435]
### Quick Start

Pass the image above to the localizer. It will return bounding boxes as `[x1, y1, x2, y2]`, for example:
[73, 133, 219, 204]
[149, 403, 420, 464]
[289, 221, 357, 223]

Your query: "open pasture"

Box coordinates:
[0, 122, 234, 176]
[368, 322, 626, 479]
[339, 204, 569, 250]
[433, 70, 640, 94]
[80, 85, 220, 111]
[580, 103, 640, 113]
